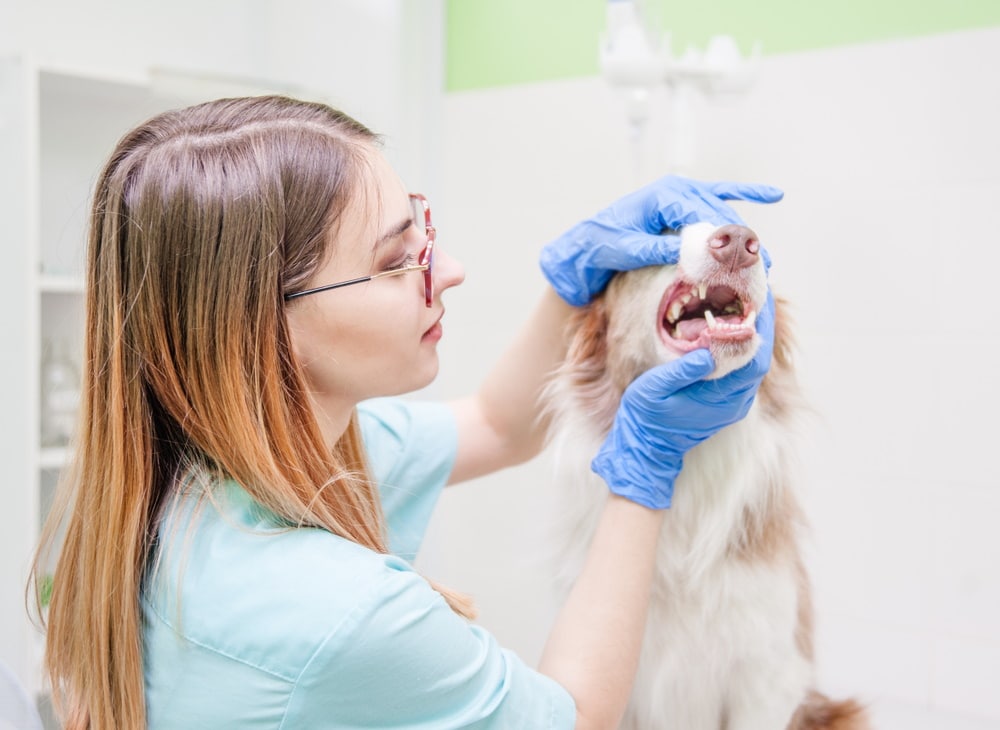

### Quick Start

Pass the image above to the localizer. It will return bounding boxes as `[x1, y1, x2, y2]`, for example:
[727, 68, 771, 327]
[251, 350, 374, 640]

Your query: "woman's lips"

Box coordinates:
[423, 314, 443, 342]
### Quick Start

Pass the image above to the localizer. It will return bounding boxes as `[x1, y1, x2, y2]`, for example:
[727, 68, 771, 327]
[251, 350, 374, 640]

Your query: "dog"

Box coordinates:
[543, 222, 870, 729]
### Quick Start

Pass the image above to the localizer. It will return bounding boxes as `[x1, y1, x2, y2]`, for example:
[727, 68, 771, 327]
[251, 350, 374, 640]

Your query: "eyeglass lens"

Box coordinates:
[410, 195, 434, 306]
[410, 196, 425, 237]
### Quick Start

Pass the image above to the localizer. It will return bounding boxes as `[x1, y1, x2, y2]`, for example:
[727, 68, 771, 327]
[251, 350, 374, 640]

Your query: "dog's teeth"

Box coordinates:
[704, 310, 717, 328]
[698, 282, 708, 299]
[668, 301, 684, 323]
[745, 309, 756, 329]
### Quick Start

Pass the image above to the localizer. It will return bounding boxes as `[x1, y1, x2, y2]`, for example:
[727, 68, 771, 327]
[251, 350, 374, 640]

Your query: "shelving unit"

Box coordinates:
[0, 57, 308, 712]
[0, 56, 172, 707]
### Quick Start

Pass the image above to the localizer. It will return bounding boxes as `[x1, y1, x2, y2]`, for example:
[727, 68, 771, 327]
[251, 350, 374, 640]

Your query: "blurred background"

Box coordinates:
[1, 1, 998, 727]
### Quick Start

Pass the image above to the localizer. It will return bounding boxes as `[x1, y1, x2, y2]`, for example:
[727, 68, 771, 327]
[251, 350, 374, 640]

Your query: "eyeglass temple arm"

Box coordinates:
[283, 264, 430, 301]
[283, 275, 375, 301]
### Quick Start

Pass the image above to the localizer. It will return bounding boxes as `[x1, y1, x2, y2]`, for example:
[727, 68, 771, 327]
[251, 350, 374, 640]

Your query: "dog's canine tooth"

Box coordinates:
[704, 310, 717, 328]
[745, 309, 756, 329]
[698, 282, 708, 299]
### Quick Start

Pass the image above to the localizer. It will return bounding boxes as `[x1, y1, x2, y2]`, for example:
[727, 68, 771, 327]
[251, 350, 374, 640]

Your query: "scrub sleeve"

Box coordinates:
[142, 398, 576, 729]
[357, 397, 452, 561]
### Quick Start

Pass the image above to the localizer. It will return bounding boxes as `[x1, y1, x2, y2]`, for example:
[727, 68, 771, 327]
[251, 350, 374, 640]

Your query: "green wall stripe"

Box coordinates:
[446, 0, 1000, 91]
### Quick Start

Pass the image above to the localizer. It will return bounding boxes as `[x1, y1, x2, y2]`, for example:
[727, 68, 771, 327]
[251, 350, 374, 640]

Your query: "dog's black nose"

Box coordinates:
[708, 225, 760, 270]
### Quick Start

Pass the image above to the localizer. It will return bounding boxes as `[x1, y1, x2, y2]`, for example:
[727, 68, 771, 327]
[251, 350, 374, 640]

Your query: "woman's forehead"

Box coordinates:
[327, 151, 409, 262]
[363, 151, 413, 237]
[369, 149, 410, 210]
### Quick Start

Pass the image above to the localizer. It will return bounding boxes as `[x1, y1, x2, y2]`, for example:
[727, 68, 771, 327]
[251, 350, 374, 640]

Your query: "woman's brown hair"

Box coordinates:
[32, 95, 471, 730]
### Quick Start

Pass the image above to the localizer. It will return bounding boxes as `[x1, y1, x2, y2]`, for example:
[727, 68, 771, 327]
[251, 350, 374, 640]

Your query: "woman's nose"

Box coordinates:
[434, 247, 465, 294]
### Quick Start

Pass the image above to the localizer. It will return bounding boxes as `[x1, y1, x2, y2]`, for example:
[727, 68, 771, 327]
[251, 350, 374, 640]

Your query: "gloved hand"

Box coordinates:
[540, 176, 783, 306]
[591, 291, 776, 509]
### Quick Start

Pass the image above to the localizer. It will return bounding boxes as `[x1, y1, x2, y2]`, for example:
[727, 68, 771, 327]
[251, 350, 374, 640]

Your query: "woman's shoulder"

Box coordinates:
[144, 480, 577, 729]
[145, 479, 418, 681]
[356, 397, 457, 468]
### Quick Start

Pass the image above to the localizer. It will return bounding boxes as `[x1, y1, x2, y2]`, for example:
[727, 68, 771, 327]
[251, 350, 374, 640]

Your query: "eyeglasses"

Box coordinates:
[284, 193, 435, 307]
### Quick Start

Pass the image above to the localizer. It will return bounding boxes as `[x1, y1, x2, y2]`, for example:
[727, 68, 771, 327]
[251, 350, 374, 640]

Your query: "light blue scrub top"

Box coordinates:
[142, 398, 576, 729]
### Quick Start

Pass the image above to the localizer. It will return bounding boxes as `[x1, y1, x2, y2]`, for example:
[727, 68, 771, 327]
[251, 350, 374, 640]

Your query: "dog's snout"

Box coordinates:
[709, 225, 760, 270]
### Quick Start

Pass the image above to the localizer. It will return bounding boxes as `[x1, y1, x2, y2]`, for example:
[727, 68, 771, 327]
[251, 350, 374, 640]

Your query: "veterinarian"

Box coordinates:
[33, 96, 782, 729]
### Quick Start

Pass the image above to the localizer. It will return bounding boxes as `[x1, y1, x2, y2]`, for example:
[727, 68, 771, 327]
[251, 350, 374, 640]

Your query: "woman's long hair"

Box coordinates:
[31, 95, 472, 730]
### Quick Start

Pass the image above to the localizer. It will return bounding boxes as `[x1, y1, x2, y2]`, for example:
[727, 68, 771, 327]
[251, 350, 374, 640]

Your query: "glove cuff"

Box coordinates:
[538, 243, 603, 307]
[591, 452, 683, 510]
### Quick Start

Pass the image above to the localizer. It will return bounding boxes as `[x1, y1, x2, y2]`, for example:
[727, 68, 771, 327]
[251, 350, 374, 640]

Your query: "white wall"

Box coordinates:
[419, 26, 1000, 728]
[0, 0, 439, 182]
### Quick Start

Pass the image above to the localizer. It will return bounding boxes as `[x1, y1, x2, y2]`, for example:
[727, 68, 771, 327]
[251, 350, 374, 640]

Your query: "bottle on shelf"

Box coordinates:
[39, 338, 81, 449]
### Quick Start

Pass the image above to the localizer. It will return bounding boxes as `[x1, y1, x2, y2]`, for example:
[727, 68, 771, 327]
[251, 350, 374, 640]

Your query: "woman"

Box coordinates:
[33, 95, 781, 729]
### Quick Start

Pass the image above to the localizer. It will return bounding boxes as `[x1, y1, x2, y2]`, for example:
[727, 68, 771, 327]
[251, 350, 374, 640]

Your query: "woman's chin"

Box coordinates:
[388, 358, 440, 398]
[415, 358, 440, 390]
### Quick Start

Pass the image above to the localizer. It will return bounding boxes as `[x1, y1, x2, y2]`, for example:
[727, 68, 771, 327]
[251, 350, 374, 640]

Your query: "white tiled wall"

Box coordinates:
[418, 26, 1000, 727]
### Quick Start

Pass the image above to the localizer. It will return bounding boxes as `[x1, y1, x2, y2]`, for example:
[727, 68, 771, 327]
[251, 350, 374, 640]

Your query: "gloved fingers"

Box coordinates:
[749, 289, 776, 377]
[626, 349, 716, 401]
[588, 230, 682, 269]
[653, 201, 745, 230]
[712, 290, 776, 390]
[707, 181, 785, 204]
[682, 376, 758, 409]
[649, 178, 782, 230]
[758, 289, 776, 339]
[647, 192, 746, 231]
[752, 289, 776, 366]
[539, 223, 682, 269]
[760, 246, 772, 271]
[606, 177, 743, 233]
[538, 229, 684, 305]
[539, 270, 608, 307]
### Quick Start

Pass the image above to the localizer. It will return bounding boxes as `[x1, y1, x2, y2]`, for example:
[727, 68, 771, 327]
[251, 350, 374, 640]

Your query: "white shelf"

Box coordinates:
[38, 275, 85, 295]
[38, 447, 70, 470]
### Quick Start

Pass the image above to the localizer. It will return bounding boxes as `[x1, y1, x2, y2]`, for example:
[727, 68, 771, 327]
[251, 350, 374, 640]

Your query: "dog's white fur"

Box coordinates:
[544, 224, 868, 730]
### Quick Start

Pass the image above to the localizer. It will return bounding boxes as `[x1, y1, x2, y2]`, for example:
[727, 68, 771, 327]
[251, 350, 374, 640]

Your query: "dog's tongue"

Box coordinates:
[675, 319, 708, 341]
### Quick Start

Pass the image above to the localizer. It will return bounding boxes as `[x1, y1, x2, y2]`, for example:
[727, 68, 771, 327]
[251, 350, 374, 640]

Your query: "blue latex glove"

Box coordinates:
[591, 291, 776, 509]
[540, 176, 783, 306]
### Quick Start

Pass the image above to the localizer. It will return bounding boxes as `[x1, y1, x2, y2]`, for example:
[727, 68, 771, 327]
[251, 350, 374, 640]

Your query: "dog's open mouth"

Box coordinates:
[658, 279, 757, 351]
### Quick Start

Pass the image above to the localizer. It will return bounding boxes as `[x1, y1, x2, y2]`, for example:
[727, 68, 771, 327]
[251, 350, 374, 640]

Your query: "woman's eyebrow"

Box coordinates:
[375, 217, 412, 249]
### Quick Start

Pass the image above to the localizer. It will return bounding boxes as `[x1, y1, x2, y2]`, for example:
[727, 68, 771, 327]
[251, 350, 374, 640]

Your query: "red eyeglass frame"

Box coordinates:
[284, 193, 435, 307]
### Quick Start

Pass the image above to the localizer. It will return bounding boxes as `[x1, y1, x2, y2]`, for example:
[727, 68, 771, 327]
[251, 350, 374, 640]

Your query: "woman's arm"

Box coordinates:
[538, 494, 665, 729]
[446, 287, 573, 484]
